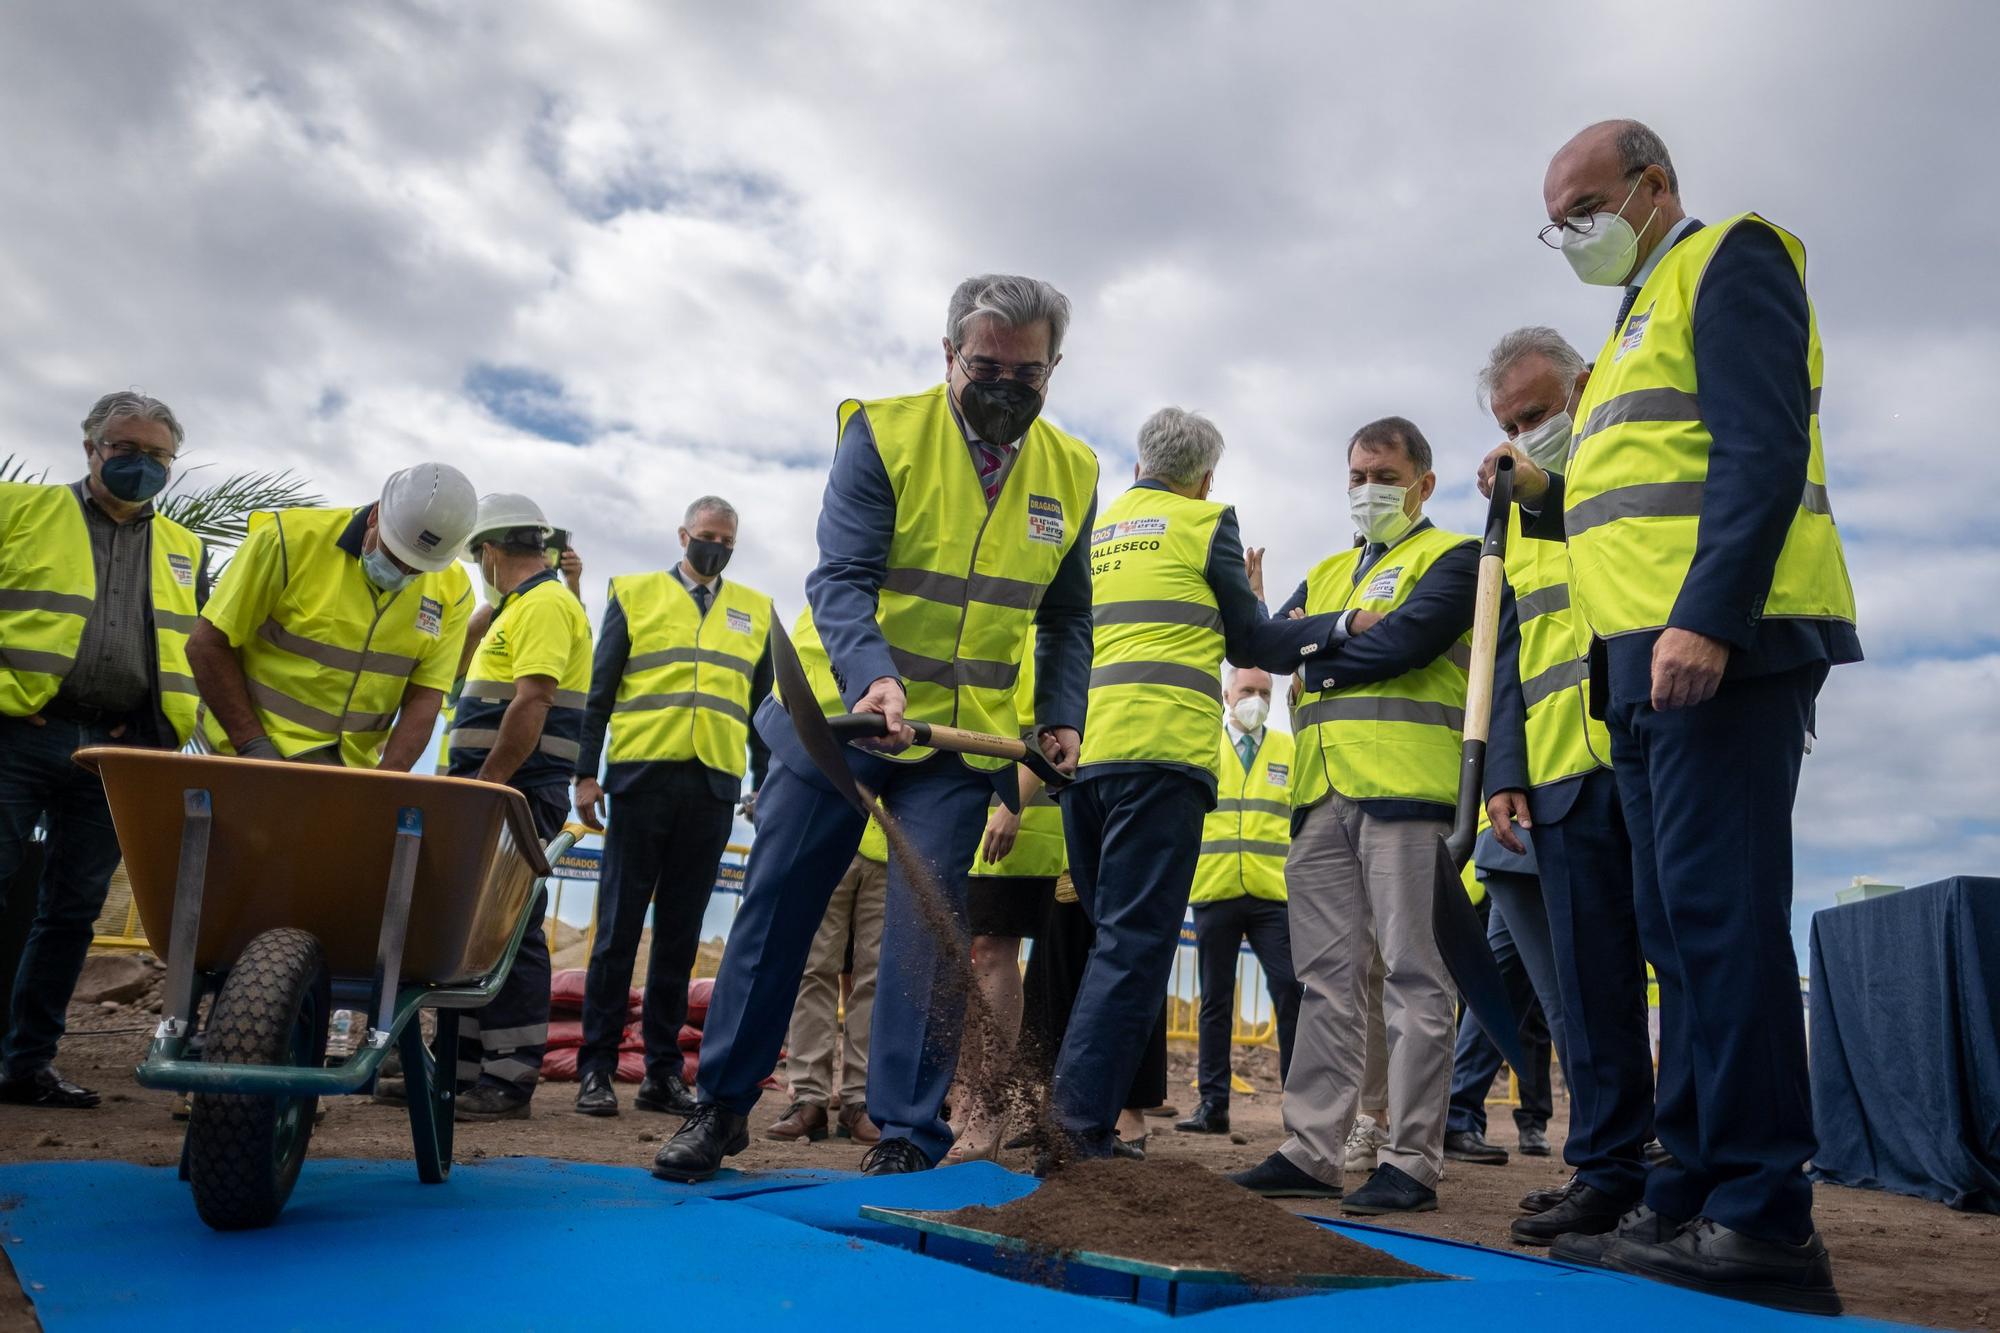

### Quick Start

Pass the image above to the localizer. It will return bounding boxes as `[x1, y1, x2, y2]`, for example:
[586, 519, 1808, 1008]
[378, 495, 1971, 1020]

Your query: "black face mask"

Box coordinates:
[957, 377, 1044, 445]
[685, 538, 732, 578]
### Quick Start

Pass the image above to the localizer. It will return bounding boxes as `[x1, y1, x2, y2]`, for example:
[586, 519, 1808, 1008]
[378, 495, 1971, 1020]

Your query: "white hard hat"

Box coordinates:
[377, 462, 478, 573]
[466, 492, 554, 552]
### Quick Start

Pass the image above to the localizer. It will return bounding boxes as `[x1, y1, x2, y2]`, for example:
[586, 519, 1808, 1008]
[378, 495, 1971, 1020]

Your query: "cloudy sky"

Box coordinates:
[5, 2, 1995, 954]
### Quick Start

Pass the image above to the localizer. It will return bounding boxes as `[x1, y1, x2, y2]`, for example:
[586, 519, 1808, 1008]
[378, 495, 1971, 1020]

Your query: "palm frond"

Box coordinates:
[158, 468, 325, 548]
[1, 452, 49, 484]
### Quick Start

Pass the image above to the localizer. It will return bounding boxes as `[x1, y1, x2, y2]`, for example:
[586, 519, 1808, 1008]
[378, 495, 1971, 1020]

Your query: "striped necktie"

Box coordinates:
[972, 440, 1009, 504]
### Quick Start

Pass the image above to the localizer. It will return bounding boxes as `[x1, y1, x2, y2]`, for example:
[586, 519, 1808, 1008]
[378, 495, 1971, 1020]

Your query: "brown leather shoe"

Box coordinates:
[766, 1100, 829, 1142]
[837, 1103, 881, 1144]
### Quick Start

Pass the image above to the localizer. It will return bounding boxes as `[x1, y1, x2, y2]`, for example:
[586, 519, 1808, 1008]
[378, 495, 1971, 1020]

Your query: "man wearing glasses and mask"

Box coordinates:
[0, 392, 209, 1109]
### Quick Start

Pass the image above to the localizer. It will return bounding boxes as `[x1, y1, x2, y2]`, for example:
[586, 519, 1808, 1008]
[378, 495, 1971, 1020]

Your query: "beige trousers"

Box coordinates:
[781, 855, 887, 1107]
[1279, 793, 1455, 1187]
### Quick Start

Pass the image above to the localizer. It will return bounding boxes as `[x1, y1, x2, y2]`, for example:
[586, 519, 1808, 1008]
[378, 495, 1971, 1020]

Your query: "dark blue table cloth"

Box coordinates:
[1809, 876, 2000, 1212]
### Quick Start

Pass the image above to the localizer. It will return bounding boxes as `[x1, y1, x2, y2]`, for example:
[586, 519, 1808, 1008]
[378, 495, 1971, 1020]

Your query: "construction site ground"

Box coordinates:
[1, 989, 1993, 1331]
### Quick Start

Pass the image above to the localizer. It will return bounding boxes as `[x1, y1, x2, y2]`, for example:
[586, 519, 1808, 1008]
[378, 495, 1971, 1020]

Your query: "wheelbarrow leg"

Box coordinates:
[403, 1008, 456, 1183]
[157, 790, 213, 1048]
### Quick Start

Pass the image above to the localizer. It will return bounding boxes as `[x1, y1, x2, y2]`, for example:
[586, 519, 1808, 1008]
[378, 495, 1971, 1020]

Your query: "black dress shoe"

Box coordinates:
[1228, 1152, 1342, 1199]
[1517, 1124, 1551, 1156]
[1111, 1133, 1147, 1161]
[1551, 1204, 1682, 1268]
[1510, 1181, 1639, 1246]
[1520, 1175, 1575, 1214]
[652, 1104, 750, 1183]
[1606, 1217, 1842, 1316]
[0, 1067, 99, 1109]
[1444, 1128, 1508, 1165]
[1341, 1163, 1438, 1215]
[635, 1072, 698, 1115]
[1174, 1100, 1230, 1134]
[860, 1137, 932, 1174]
[574, 1070, 619, 1117]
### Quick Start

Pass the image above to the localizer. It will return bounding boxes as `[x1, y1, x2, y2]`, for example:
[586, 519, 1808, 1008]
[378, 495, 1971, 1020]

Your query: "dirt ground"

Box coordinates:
[2, 999, 1996, 1330]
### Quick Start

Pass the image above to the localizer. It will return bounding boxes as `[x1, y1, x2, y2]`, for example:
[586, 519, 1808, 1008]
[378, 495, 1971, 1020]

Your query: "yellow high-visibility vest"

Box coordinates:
[1564, 213, 1856, 639]
[1505, 508, 1611, 789]
[1291, 524, 1475, 808]
[971, 627, 1067, 880]
[448, 573, 595, 784]
[858, 817, 888, 864]
[199, 507, 472, 767]
[1077, 486, 1226, 779]
[793, 384, 1099, 769]
[1191, 727, 1293, 903]
[606, 572, 771, 778]
[0, 481, 205, 743]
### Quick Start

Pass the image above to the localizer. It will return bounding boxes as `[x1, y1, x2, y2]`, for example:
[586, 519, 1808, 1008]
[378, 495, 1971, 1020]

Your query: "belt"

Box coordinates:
[38, 697, 138, 728]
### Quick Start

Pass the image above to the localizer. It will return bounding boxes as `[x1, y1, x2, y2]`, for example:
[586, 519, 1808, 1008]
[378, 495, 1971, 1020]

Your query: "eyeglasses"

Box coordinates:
[954, 352, 1052, 389]
[1537, 171, 1644, 250]
[98, 440, 178, 467]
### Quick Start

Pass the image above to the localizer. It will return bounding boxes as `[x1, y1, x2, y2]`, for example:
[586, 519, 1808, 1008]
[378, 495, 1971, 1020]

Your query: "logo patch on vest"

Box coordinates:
[1090, 516, 1168, 545]
[1363, 565, 1403, 602]
[415, 597, 443, 637]
[725, 607, 753, 635]
[1614, 307, 1651, 362]
[166, 553, 195, 587]
[1264, 762, 1289, 787]
[1026, 494, 1065, 545]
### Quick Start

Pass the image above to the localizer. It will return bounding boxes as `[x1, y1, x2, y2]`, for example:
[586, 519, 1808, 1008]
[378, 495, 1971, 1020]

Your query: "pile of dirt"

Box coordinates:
[933, 1158, 1435, 1285]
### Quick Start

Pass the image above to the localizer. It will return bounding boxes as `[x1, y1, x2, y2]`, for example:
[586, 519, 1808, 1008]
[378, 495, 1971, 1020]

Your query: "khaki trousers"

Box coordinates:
[781, 855, 887, 1107]
[1279, 793, 1454, 1187]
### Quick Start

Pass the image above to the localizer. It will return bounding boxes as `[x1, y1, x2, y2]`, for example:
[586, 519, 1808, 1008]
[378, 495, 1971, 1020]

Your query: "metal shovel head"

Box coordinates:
[767, 615, 873, 818]
[1430, 833, 1530, 1076]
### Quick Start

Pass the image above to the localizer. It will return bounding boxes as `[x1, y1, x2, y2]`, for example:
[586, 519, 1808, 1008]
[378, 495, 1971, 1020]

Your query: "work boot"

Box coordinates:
[574, 1070, 619, 1117]
[1174, 1100, 1230, 1134]
[1552, 1204, 1683, 1268]
[766, 1100, 829, 1142]
[1341, 1163, 1438, 1216]
[635, 1072, 698, 1115]
[836, 1103, 881, 1144]
[1343, 1113, 1388, 1171]
[653, 1105, 751, 1183]
[1517, 1124, 1551, 1157]
[1605, 1217, 1842, 1317]
[1510, 1182, 1639, 1246]
[1229, 1152, 1342, 1200]
[860, 1138, 932, 1175]
[1444, 1128, 1509, 1165]
[0, 1067, 98, 1110]
[456, 1083, 531, 1121]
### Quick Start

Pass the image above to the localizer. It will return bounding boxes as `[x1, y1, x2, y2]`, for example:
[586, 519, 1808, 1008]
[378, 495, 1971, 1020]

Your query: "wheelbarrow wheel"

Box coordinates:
[187, 927, 330, 1230]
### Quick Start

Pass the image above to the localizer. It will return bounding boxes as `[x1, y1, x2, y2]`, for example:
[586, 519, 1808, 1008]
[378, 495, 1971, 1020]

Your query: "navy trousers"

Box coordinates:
[1536, 764, 1656, 1198]
[1191, 894, 1301, 1104]
[0, 716, 131, 1079]
[1608, 651, 1827, 1242]
[1052, 768, 1208, 1151]
[696, 704, 993, 1164]
[458, 783, 564, 1096]
[1446, 887, 1556, 1136]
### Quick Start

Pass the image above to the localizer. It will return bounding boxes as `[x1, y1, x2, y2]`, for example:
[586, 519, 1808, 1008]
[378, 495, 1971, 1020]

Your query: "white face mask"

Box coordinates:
[1560, 175, 1657, 286]
[1514, 410, 1574, 474]
[1230, 695, 1269, 732]
[1349, 482, 1416, 545]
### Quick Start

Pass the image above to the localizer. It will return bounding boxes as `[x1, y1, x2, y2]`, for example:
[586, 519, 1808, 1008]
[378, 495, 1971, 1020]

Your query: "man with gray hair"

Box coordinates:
[657, 273, 1101, 1179]
[1052, 407, 1344, 1159]
[0, 392, 209, 1108]
[570, 494, 775, 1117]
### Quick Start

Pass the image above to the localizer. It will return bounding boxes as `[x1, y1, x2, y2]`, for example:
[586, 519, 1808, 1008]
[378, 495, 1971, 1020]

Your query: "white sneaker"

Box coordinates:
[1343, 1114, 1388, 1172]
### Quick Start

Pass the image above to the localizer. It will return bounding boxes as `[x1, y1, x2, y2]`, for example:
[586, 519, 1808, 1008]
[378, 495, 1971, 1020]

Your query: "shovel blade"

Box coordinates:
[1430, 834, 1530, 1076]
[767, 616, 873, 818]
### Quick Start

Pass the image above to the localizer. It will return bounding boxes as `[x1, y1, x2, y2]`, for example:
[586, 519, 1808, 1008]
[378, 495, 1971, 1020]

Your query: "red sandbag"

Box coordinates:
[686, 977, 713, 1028]
[541, 1047, 644, 1083]
[549, 968, 642, 1019]
[678, 1024, 700, 1052]
[548, 1020, 646, 1051]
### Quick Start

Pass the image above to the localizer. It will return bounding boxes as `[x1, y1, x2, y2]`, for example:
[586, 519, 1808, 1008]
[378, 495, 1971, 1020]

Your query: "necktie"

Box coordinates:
[973, 440, 1009, 504]
[1614, 286, 1640, 332]
[692, 583, 711, 617]
[1354, 543, 1385, 581]
[1237, 733, 1258, 771]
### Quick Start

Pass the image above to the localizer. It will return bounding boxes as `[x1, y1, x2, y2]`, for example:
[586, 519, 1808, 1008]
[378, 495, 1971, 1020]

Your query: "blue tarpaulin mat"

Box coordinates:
[0, 1157, 1909, 1331]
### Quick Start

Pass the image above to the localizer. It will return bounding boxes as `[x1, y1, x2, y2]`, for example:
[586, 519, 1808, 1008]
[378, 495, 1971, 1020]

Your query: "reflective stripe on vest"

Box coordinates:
[606, 571, 771, 777]
[0, 482, 204, 743]
[446, 576, 595, 778]
[1503, 506, 1611, 789]
[1191, 728, 1293, 902]
[1291, 524, 1475, 807]
[201, 506, 470, 768]
[791, 385, 1099, 769]
[971, 626, 1068, 880]
[1564, 213, 1857, 638]
[1077, 487, 1227, 777]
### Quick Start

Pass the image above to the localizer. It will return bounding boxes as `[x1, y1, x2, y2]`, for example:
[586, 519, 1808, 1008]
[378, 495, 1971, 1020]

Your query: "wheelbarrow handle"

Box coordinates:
[825, 713, 1070, 790]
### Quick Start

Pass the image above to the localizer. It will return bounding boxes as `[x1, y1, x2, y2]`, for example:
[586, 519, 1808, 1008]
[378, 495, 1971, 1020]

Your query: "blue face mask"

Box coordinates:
[362, 544, 415, 594]
[96, 448, 169, 503]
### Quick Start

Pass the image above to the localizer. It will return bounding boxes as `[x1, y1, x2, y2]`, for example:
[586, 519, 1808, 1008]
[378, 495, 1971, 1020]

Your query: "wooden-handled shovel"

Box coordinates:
[1429, 454, 1531, 1075]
